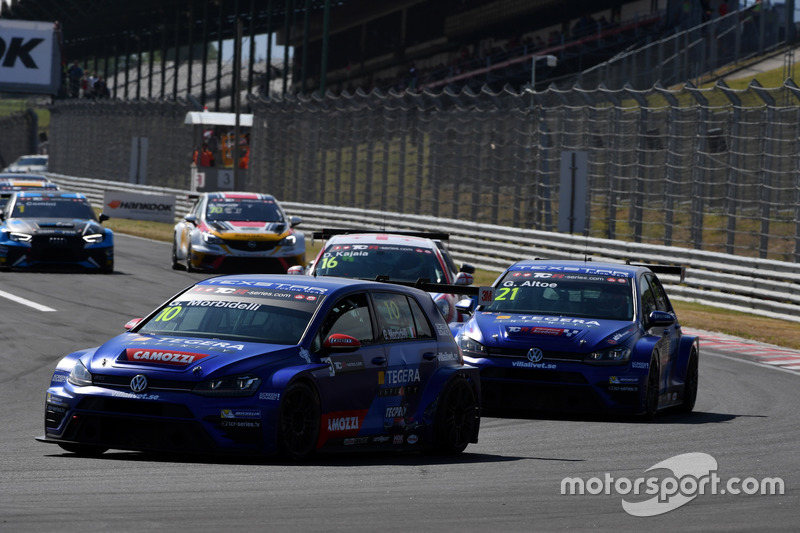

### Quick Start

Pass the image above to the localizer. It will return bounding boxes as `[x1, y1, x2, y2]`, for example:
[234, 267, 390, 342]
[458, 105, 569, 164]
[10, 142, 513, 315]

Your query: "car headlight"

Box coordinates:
[278, 234, 297, 247]
[202, 232, 224, 245]
[194, 374, 261, 397]
[9, 232, 32, 243]
[68, 360, 93, 387]
[457, 334, 487, 357]
[83, 233, 104, 244]
[584, 346, 631, 365]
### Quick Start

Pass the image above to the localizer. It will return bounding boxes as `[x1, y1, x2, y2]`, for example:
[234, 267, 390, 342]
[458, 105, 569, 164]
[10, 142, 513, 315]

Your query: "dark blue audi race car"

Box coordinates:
[0, 191, 113, 272]
[38, 275, 480, 458]
[453, 260, 698, 418]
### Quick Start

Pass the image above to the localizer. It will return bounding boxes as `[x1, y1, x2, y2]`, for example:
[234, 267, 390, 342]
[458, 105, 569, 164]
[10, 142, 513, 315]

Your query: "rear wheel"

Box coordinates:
[277, 382, 320, 460]
[58, 443, 108, 456]
[643, 356, 660, 420]
[679, 352, 699, 413]
[433, 376, 478, 455]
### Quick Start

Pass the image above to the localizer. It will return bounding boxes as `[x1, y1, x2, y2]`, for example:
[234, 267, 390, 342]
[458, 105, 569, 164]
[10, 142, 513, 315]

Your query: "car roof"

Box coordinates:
[505, 259, 647, 278]
[324, 232, 440, 249]
[0, 181, 57, 188]
[15, 191, 87, 200]
[195, 273, 430, 297]
[0, 173, 49, 181]
[204, 191, 277, 201]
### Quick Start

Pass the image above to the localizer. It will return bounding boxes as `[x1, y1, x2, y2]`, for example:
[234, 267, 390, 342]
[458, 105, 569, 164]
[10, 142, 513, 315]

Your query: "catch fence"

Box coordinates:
[43, 80, 800, 263]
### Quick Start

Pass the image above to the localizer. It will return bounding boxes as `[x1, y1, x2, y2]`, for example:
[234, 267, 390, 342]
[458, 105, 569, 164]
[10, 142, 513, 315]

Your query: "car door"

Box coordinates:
[640, 273, 679, 403]
[370, 291, 439, 442]
[311, 292, 385, 446]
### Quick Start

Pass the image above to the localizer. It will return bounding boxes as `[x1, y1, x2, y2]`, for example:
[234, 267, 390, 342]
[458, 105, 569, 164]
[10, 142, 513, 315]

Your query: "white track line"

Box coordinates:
[0, 289, 56, 312]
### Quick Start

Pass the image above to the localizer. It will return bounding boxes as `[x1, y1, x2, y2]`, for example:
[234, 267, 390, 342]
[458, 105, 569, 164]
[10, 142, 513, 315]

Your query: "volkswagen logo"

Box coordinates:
[527, 347, 544, 363]
[130, 374, 148, 393]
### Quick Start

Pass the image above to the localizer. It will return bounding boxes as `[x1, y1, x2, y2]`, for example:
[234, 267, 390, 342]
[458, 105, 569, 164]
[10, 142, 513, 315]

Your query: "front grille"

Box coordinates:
[480, 381, 602, 413]
[488, 346, 585, 362]
[30, 234, 84, 262]
[61, 414, 215, 453]
[92, 373, 195, 392]
[77, 397, 194, 418]
[481, 367, 588, 384]
[224, 239, 277, 252]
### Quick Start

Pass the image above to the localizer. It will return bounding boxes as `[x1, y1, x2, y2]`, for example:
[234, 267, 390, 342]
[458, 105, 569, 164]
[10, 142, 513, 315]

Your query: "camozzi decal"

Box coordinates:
[120, 348, 211, 367]
[316, 409, 369, 447]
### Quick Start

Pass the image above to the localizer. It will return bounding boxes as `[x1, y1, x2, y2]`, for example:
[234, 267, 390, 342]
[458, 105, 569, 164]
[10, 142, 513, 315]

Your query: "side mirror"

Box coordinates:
[455, 298, 476, 317]
[323, 333, 361, 352]
[99, 213, 110, 224]
[289, 215, 302, 227]
[124, 318, 143, 331]
[454, 271, 474, 286]
[184, 214, 198, 225]
[287, 265, 305, 275]
[647, 310, 675, 328]
[459, 263, 476, 274]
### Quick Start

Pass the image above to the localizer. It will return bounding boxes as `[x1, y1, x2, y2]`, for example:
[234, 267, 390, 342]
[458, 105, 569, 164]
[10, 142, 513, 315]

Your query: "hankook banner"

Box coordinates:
[103, 191, 176, 224]
[0, 19, 60, 95]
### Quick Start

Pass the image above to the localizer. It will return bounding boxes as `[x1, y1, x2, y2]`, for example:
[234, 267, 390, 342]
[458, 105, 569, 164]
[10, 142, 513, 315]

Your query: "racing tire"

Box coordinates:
[642, 355, 660, 420]
[277, 381, 320, 460]
[171, 242, 185, 271]
[57, 443, 108, 456]
[100, 259, 114, 274]
[678, 352, 699, 414]
[185, 244, 196, 272]
[433, 376, 478, 455]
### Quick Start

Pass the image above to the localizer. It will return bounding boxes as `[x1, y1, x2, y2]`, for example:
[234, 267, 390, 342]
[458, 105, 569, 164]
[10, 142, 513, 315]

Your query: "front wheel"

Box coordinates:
[433, 376, 478, 455]
[679, 352, 699, 413]
[277, 382, 320, 460]
[642, 356, 660, 420]
[171, 241, 185, 270]
[185, 244, 196, 272]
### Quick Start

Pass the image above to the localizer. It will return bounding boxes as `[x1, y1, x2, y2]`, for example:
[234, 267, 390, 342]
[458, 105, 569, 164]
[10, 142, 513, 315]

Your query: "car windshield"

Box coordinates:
[137, 285, 326, 345]
[11, 197, 96, 220]
[315, 243, 447, 283]
[483, 271, 634, 321]
[17, 156, 47, 166]
[206, 198, 283, 222]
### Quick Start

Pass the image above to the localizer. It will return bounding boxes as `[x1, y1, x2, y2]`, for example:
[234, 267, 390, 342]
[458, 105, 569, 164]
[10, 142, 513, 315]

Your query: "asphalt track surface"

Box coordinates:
[1, 235, 798, 532]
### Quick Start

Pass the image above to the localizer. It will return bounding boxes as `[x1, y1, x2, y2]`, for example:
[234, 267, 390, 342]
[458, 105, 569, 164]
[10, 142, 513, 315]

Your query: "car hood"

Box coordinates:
[203, 220, 289, 239]
[6, 217, 104, 235]
[84, 333, 307, 377]
[461, 311, 638, 352]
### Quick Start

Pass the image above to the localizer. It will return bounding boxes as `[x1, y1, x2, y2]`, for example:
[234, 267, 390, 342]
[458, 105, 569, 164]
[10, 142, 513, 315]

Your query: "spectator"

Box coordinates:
[193, 144, 215, 167]
[92, 76, 110, 98]
[67, 60, 83, 98]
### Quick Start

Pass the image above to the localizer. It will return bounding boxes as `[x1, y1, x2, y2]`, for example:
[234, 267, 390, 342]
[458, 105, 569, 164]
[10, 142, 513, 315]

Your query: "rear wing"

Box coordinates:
[372, 275, 480, 296]
[313, 228, 450, 241]
[628, 262, 686, 282]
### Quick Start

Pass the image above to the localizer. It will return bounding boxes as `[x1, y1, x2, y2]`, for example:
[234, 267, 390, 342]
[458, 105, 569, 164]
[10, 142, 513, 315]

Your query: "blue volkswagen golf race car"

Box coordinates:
[38, 275, 480, 458]
[453, 260, 698, 418]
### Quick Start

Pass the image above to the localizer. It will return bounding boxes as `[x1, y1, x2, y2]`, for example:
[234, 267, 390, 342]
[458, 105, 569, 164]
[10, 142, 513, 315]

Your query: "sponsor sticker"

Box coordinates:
[119, 348, 211, 367]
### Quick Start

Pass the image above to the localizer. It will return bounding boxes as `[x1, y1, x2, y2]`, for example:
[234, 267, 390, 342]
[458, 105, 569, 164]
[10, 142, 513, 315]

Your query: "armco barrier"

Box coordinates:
[46, 173, 800, 324]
